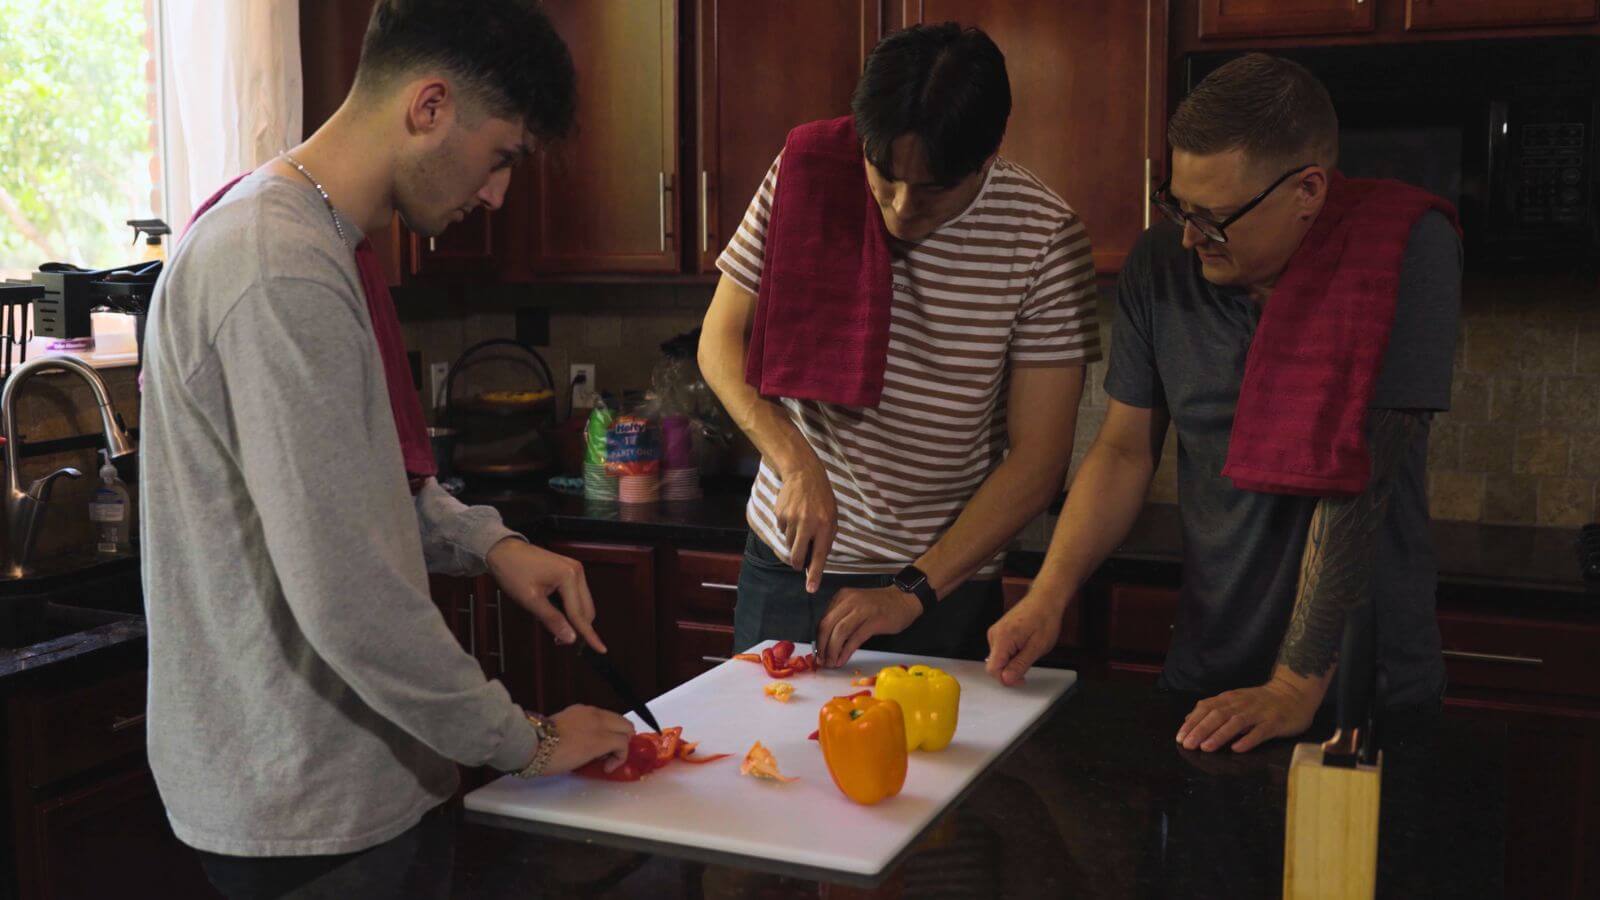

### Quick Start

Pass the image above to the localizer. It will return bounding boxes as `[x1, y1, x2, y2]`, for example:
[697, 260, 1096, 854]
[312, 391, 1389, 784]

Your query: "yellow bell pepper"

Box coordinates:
[873, 664, 960, 751]
[818, 693, 907, 806]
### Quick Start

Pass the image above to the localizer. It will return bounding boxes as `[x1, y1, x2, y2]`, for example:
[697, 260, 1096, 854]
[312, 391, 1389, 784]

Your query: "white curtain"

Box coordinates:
[160, 0, 303, 231]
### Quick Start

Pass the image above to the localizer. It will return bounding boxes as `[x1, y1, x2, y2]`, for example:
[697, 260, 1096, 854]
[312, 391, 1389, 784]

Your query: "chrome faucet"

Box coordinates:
[1, 355, 136, 576]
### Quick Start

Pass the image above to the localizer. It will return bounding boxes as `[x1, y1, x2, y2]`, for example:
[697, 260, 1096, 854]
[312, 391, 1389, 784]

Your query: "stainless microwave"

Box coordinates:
[1185, 39, 1599, 268]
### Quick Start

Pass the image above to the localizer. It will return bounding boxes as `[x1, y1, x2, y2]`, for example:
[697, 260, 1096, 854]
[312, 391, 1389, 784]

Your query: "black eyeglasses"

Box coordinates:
[1150, 163, 1315, 244]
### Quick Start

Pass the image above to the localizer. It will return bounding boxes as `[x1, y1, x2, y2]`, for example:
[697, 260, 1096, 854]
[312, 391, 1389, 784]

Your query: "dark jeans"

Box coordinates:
[733, 533, 1003, 661]
[195, 804, 454, 900]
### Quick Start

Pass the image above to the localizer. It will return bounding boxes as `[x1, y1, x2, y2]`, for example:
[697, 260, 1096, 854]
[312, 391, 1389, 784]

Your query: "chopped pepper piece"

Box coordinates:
[740, 741, 798, 783]
[873, 664, 960, 752]
[764, 682, 796, 703]
[818, 693, 907, 805]
[575, 727, 728, 781]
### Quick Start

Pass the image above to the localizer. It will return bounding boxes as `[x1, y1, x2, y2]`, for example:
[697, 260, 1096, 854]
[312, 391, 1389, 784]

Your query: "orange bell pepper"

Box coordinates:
[818, 693, 908, 806]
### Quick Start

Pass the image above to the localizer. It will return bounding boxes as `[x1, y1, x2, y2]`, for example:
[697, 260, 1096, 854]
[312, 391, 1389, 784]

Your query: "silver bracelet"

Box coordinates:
[515, 714, 560, 778]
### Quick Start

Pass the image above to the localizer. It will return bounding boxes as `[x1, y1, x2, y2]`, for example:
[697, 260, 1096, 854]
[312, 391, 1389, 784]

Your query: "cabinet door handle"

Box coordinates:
[659, 172, 676, 253]
[496, 589, 506, 670]
[110, 713, 146, 733]
[1143, 158, 1153, 230]
[428, 236, 437, 253]
[699, 582, 739, 592]
[1441, 649, 1543, 667]
[700, 170, 711, 255]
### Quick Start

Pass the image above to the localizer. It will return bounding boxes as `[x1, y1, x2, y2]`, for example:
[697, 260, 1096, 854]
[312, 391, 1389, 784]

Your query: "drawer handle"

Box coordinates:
[699, 582, 739, 592]
[110, 713, 146, 733]
[1441, 649, 1544, 667]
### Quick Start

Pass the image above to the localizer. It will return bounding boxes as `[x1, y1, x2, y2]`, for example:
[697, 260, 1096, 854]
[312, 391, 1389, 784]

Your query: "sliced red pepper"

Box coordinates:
[770, 640, 795, 664]
[575, 733, 662, 782]
[807, 729, 820, 741]
[575, 728, 727, 781]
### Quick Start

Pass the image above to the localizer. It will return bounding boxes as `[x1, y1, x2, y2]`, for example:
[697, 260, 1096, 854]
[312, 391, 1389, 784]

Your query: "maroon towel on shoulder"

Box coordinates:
[743, 116, 893, 408]
[187, 173, 438, 489]
[1221, 173, 1459, 496]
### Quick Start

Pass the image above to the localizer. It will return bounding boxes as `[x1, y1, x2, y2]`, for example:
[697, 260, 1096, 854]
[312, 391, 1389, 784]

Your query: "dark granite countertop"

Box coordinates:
[463, 484, 1593, 597]
[0, 614, 145, 680]
[444, 679, 1503, 898]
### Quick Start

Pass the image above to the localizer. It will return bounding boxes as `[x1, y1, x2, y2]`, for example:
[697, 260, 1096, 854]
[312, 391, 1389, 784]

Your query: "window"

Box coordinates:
[0, 0, 167, 282]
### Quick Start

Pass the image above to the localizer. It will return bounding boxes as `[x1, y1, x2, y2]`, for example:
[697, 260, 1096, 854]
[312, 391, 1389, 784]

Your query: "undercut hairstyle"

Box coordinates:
[351, 0, 576, 143]
[851, 23, 1011, 185]
[1169, 52, 1340, 174]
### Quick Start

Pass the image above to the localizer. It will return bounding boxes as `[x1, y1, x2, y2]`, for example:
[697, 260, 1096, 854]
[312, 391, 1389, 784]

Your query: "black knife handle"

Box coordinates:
[1330, 599, 1377, 765]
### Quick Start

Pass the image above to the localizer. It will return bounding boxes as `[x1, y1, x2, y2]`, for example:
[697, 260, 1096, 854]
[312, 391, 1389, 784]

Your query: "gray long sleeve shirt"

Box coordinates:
[140, 171, 538, 857]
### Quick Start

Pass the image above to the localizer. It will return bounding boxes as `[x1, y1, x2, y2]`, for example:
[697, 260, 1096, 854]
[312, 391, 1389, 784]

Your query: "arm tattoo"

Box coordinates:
[1277, 409, 1426, 678]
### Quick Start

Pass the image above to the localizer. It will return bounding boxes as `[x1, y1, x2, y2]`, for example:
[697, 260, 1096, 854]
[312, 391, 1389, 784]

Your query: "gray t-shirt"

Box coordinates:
[141, 171, 538, 856]
[1105, 213, 1460, 707]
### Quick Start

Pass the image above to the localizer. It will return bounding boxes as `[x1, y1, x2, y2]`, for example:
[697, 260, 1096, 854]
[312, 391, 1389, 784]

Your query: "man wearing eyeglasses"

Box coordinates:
[987, 53, 1461, 753]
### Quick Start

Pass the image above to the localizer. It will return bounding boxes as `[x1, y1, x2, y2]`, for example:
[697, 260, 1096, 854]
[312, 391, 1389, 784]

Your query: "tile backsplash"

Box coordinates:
[402, 268, 1600, 529]
[398, 283, 714, 419]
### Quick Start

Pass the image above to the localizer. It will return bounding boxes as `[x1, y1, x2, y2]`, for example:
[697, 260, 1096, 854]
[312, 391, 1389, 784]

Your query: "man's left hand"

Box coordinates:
[1176, 671, 1326, 753]
[815, 586, 920, 668]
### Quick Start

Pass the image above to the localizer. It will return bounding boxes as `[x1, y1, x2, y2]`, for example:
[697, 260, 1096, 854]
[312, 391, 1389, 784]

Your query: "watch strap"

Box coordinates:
[893, 564, 936, 613]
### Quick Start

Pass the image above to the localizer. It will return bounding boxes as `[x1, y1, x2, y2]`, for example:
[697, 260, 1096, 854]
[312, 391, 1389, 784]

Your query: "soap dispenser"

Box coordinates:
[89, 450, 131, 554]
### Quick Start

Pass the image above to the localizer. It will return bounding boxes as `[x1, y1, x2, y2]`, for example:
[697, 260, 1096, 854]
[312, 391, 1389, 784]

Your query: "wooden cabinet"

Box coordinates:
[1406, 0, 1598, 31]
[25, 767, 217, 900]
[694, 0, 881, 272]
[6, 660, 215, 900]
[529, 0, 680, 274]
[1198, 0, 1376, 39]
[905, 1, 1168, 273]
[661, 549, 742, 689]
[429, 573, 505, 680]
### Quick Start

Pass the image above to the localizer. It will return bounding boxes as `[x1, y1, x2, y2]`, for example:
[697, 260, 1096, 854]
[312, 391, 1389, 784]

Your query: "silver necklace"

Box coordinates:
[280, 152, 349, 246]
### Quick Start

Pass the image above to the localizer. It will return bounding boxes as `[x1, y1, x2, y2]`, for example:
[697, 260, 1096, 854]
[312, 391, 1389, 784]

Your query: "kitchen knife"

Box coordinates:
[1323, 598, 1377, 768]
[578, 645, 663, 734]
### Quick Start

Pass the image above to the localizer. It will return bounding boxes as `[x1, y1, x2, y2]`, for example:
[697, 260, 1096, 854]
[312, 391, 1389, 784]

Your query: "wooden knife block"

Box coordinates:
[1283, 742, 1381, 899]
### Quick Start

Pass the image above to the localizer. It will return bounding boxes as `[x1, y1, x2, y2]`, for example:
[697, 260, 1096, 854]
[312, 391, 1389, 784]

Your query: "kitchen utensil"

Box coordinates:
[577, 644, 662, 734]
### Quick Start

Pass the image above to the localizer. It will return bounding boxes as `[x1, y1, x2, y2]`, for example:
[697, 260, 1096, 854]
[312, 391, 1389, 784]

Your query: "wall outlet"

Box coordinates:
[570, 363, 597, 409]
[429, 361, 450, 411]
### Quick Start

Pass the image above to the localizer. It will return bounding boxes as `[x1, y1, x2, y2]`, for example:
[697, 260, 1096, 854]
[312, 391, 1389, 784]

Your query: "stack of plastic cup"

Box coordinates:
[662, 467, 701, 501]
[584, 461, 618, 501]
[584, 404, 618, 500]
[662, 415, 693, 468]
[618, 473, 661, 504]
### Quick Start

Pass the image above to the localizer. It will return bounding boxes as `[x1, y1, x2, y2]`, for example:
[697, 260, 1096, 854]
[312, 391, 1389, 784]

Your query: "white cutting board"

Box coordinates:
[464, 641, 1076, 880]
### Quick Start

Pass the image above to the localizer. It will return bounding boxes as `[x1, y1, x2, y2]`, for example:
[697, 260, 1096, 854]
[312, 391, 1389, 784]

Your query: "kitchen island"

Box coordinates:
[431, 678, 1502, 898]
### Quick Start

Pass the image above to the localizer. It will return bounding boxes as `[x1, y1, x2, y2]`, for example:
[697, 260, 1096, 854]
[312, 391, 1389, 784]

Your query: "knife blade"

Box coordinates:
[578, 645, 662, 734]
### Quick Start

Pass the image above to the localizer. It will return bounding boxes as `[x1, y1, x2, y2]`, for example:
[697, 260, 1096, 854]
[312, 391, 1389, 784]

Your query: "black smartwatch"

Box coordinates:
[893, 564, 937, 614]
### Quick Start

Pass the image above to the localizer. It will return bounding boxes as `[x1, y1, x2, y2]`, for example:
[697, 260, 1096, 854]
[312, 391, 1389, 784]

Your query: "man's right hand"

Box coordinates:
[540, 705, 636, 775]
[985, 592, 1066, 686]
[775, 463, 837, 594]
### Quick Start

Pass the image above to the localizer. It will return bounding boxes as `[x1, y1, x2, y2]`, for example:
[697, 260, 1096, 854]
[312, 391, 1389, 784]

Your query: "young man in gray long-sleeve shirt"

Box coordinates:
[141, 3, 633, 895]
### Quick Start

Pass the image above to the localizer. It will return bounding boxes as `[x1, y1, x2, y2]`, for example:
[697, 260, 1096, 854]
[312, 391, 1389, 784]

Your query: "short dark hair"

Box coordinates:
[353, 0, 576, 144]
[852, 23, 1010, 185]
[1169, 53, 1339, 173]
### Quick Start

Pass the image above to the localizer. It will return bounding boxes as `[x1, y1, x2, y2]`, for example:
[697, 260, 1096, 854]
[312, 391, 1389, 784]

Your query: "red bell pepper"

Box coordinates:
[732, 641, 818, 678]
[575, 727, 729, 781]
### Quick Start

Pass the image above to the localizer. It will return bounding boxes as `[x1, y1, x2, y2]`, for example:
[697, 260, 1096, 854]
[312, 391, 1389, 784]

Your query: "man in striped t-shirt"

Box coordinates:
[699, 24, 1100, 667]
